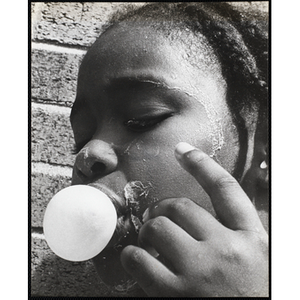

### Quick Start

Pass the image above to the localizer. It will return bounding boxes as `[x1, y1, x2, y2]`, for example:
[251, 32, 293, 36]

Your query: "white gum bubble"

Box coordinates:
[43, 185, 117, 262]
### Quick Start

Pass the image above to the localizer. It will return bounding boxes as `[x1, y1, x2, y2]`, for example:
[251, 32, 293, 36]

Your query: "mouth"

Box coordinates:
[88, 180, 152, 250]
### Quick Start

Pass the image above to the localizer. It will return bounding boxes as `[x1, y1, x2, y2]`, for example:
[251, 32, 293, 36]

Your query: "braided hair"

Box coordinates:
[100, 2, 269, 180]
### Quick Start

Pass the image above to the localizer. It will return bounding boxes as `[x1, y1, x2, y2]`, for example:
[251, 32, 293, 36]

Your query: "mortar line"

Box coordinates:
[31, 231, 45, 240]
[31, 97, 73, 108]
[32, 102, 71, 115]
[32, 162, 73, 177]
[32, 41, 87, 55]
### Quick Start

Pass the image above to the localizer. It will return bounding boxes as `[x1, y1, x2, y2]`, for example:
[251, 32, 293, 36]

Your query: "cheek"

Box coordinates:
[118, 117, 216, 214]
[122, 149, 215, 216]
[119, 114, 213, 180]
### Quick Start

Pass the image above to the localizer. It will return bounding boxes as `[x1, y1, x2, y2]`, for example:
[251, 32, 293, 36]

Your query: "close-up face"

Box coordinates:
[70, 23, 241, 290]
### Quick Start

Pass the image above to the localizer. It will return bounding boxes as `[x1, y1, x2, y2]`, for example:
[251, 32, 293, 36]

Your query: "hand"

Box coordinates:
[120, 142, 269, 297]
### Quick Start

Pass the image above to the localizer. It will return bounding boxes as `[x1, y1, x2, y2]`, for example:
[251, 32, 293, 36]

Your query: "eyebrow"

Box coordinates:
[105, 75, 201, 103]
[104, 75, 170, 91]
[70, 76, 165, 123]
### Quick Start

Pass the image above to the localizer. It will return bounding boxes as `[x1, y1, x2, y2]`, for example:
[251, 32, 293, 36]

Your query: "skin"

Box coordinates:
[71, 24, 268, 296]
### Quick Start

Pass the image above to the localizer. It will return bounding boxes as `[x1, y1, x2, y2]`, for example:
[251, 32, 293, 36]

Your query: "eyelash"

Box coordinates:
[124, 114, 173, 132]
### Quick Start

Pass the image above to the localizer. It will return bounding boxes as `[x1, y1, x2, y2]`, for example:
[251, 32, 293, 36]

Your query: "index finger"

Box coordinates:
[175, 142, 264, 232]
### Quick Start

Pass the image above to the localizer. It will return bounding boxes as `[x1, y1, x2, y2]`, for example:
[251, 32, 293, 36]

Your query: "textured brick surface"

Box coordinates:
[31, 172, 71, 227]
[32, 2, 144, 48]
[31, 49, 84, 106]
[31, 235, 111, 297]
[31, 105, 75, 167]
[31, 235, 143, 297]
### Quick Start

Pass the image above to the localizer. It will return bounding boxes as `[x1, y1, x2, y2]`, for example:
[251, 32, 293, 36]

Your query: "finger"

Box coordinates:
[142, 197, 224, 240]
[175, 142, 264, 232]
[138, 216, 197, 270]
[121, 245, 180, 296]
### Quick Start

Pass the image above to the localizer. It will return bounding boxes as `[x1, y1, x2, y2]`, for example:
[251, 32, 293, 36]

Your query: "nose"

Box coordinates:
[74, 140, 118, 181]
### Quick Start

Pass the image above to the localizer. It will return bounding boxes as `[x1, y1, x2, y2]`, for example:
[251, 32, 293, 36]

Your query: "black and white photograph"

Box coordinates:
[30, 2, 270, 297]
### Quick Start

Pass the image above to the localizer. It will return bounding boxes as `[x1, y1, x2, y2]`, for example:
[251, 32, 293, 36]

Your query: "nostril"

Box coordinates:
[91, 161, 106, 174]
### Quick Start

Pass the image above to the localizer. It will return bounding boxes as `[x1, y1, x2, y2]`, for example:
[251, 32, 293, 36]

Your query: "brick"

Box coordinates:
[32, 2, 144, 48]
[31, 171, 72, 227]
[31, 48, 84, 105]
[31, 234, 111, 296]
[31, 104, 75, 167]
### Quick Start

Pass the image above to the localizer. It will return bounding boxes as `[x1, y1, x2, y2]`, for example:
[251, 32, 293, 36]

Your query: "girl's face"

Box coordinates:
[71, 24, 240, 288]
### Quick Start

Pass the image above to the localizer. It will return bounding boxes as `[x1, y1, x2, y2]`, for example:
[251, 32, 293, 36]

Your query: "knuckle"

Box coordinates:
[249, 232, 269, 253]
[219, 238, 246, 263]
[142, 216, 168, 235]
[138, 216, 168, 247]
[219, 232, 269, 264]
[168, 197, 191, 214]
[214, 175, 238, 191]
[150, 216, 168, 230]
[229, 240, 244, 258]
[185, 151, 208, 173]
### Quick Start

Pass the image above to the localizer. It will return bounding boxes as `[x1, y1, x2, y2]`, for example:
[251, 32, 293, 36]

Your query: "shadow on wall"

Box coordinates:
[31, 236, 111, 297]
[31, 236, 142, 297]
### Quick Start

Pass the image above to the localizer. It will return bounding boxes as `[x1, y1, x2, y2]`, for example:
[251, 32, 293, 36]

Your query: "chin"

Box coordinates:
[91, 203, 144, 295]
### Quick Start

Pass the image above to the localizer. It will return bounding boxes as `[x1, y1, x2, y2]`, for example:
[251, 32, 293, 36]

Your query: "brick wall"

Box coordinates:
[31, 2, 146, 297]
[31, 2, 268, 297]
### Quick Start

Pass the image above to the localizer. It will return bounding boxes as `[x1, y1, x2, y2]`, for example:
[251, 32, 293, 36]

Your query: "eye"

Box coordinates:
[124, 114, 173, 132]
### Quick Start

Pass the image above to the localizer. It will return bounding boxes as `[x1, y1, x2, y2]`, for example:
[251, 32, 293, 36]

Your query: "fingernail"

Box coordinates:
[175, 142, 196, 159]
[142, 208, 149, 223]
[147, 247, 159, 258]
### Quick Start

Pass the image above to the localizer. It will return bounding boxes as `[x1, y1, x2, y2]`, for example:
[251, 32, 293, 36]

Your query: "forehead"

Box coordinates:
[78, 23, 223, 90]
